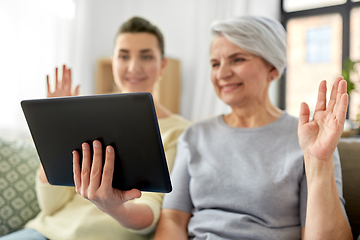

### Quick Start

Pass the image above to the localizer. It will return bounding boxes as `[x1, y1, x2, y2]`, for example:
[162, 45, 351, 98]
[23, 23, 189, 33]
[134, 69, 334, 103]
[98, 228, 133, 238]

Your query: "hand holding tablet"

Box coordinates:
[21, 92, 172, 193]
[72, 141, 142, 212]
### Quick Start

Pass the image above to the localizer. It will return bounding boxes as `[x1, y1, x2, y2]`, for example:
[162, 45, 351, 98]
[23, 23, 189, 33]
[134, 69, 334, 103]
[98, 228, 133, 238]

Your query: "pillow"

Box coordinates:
[0, 137, 40, 237]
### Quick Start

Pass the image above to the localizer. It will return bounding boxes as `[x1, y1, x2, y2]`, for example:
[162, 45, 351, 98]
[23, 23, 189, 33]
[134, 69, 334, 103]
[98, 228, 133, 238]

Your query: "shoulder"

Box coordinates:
[180, 116, 221, 141]
[158, 114, 191, 135]
[159, 114, 191, 130]
[282, 112, 299, 124]
[274, 112, 299, 135]
[158, 114, 191, 143]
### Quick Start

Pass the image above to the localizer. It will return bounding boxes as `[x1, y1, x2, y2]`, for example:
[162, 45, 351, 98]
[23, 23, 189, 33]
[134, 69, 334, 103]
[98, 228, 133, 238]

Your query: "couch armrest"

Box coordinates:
[338, 138, 360, 239]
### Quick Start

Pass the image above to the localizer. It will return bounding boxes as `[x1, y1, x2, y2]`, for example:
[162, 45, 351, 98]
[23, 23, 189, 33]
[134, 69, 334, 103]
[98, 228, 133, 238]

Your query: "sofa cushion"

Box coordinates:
[338, 138, 360, 239]
[0, 137, 40, 237]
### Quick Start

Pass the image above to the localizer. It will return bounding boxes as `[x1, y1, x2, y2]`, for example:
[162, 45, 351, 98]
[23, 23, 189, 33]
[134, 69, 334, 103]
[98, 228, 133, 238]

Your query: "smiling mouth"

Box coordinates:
[125, 78, 146, 84]
[221, 83, 243, 92]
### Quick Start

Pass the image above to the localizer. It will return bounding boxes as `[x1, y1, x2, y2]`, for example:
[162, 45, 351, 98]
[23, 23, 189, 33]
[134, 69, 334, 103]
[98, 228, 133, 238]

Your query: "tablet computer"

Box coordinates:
[21, 92, 172, 193]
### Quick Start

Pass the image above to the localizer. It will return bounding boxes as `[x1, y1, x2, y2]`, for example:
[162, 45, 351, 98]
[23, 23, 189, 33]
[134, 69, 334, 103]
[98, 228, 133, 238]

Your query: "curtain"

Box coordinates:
[0, 0, 280, 139]
[71, 0, 280, 122]
[0, 0, 78, 139]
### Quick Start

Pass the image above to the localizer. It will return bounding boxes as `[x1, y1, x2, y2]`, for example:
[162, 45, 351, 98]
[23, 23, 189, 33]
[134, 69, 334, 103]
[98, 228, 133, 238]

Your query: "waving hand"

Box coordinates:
[47, 65, 80, 98]
[298, 77, 348, 162]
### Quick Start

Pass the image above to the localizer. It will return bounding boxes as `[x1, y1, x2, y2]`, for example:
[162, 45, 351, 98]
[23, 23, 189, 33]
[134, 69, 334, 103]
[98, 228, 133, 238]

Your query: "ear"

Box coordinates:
[269, 66, 279, 82]
[160, 57, 168, 76]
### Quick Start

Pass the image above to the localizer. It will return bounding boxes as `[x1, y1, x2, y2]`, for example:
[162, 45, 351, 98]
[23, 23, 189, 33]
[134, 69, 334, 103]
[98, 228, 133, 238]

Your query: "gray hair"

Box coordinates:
[211, 16, 287, 78]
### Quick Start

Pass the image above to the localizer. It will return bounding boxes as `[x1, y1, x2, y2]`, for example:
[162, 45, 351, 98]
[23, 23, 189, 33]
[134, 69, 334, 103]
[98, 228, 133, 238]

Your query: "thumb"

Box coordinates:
[74, 85, 80, 96]
[123, 189, 142, 201]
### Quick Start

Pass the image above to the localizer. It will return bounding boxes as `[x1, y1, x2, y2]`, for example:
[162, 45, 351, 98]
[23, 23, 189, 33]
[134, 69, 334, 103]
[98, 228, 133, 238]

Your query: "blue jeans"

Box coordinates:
[0, 228, 49, 240]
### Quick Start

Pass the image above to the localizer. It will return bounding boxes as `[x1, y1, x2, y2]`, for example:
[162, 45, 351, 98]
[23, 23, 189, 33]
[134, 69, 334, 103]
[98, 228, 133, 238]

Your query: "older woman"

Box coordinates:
[154, 16, 352, 240]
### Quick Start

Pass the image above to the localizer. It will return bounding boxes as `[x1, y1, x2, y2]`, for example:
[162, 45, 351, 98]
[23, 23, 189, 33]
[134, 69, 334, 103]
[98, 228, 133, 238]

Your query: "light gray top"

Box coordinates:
[162, 112, 346, 240]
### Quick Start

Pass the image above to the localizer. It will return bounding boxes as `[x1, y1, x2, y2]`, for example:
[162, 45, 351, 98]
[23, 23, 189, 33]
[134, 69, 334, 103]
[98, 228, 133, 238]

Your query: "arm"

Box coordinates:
[298, 77, 352, 240]
[129, 125, 187, 233]
[35, 65, 81, 214]
[72, 140, 153, 230]
[154, 209, 191, 240]
[155, 133, 193, 239]
[39, 64, 80, 182]
[35, 165, 76, 215]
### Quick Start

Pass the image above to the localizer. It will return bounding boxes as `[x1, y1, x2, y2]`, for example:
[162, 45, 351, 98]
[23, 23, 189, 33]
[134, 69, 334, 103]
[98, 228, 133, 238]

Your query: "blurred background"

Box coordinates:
[1, 0, 359, 140]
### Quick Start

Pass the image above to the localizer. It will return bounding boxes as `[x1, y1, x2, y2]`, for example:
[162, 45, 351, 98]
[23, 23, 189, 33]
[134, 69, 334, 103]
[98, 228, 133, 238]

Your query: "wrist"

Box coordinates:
[304, 155, 335, 184]
[38, 166, 49, 184]
[105, 201, 154, 230]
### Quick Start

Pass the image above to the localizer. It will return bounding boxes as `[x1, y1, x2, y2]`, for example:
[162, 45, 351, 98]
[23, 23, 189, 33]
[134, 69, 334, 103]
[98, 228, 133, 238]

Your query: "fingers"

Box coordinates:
[46, 75, 51, 96]
[335, 92, 349, 125]
[74, 141, 119, 203]
[334, 79, 347, 114]
[314, 80, 327, 112]
[74, 85, 80, 96]
[298, 102, 310, 127]
[88, 141, 103, 192]
[73, 150, 81, 193]
[100, 145, 115, 189]
[81, 142, 92, 194]
[62, 65, 67, 91]
[47, 65, 79, 97]
[315, 77, 346, 117]
[327, 77, 342, 113]
[62, 65, 71, 93]
[76, 142, 115, 198]
[123, 189, 142, 201]
[55, 67, 59, 90]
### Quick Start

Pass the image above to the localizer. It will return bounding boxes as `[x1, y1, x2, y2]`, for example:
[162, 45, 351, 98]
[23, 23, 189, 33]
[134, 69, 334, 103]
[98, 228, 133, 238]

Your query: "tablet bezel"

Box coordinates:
[21, 92, 172, 193]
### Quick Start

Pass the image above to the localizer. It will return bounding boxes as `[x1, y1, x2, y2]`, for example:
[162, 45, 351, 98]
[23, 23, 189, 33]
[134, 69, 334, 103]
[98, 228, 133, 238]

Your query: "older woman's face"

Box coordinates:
[112, 33, 166, 94]
[210, 36, 276, 108]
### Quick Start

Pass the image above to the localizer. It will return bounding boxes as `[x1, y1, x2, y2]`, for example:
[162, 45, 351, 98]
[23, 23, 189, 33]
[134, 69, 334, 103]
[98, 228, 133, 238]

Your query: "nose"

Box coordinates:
[217, 62, 232, 80]
[128, 58, 142, 73]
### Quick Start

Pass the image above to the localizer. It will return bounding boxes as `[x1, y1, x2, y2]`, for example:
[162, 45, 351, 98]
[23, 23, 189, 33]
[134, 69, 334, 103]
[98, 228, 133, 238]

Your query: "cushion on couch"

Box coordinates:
[338, 138, 360, 240]
[0, 137, 40, 237]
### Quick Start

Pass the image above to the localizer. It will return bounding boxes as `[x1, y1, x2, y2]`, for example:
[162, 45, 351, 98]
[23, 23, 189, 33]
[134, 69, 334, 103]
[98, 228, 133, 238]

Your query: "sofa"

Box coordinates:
[0, 136, 359, 239]
[0, 137, 40, 236]
[338, 138, 360, 240]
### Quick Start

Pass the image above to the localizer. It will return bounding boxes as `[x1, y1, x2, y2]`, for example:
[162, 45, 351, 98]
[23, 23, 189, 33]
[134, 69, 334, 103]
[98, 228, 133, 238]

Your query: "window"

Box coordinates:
[350, 7, 360, 121]
[0, 0, 76, 139]
[281, 0, 360, 123]
[306, 26, 332, 63]
[284, 0, 346, 12]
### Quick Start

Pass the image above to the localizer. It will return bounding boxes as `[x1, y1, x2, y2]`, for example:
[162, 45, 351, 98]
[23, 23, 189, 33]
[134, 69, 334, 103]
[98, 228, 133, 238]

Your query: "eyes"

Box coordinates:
[119, 55, 129, 60]
[141, 55, 153, 60]
[211, 58, 245, 69]
[234, 58, 245, 63]
[118, 54, 154, 61]
[212, 62, 220, 68]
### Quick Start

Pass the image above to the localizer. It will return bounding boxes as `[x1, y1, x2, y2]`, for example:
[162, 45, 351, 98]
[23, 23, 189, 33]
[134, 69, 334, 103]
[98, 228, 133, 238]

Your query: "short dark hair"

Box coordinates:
[116, 16, 165, 59]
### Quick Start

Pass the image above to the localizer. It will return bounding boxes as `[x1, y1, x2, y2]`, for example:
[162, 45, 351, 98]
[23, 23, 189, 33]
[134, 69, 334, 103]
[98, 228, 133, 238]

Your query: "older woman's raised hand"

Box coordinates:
[72, 140, 141, 213]
[298, 77, 348, 163]
[47, 65, 80, 98]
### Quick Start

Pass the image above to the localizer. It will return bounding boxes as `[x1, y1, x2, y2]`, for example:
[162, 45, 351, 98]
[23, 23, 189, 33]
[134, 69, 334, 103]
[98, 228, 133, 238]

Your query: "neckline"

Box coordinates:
[217, 111, 288, 132]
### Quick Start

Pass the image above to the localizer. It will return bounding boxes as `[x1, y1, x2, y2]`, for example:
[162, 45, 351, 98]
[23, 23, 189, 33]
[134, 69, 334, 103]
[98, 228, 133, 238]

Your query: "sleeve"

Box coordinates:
[162, 132, 193, 213]
[333, 148, 349, 222]
[299, 148, 348, 226]
[129, 122, 188, 234]
[35, 168, 76, 215]
[299, 168, 307, 226]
